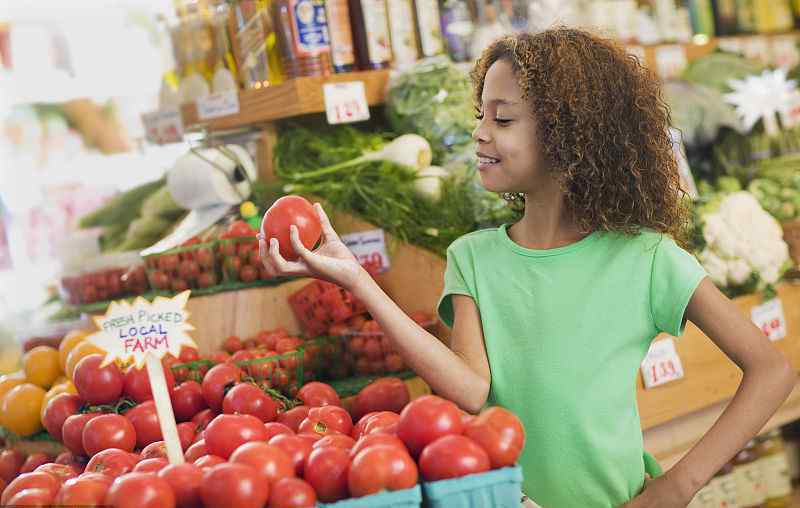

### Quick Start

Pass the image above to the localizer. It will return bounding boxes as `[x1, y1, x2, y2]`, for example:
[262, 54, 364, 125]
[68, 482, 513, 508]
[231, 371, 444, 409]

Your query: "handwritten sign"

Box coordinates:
[141, 108, 184, 145]
[323, 81, 370, 125]
[641, 337, 685, 389]
[341, 229, 390, 274]
[751, 298, 787, 342]
[197, 91, 240, 120]
[88, 291, 196, 367]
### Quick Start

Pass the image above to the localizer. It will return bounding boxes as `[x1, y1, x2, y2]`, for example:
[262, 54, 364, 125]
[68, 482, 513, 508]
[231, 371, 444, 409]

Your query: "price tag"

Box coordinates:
[655, 45, 688, 79]
[742, 36, 771, 64]
[771, 36, 800, 69]
[641, 337, 685, 389]
[141, 108, 184, 145]
[751, 298, 787, 342]
[323, 81, 370, 125]
[717, 37, 744, 54]
[341, 229, 390, 274]
[197, 91, 240, 120]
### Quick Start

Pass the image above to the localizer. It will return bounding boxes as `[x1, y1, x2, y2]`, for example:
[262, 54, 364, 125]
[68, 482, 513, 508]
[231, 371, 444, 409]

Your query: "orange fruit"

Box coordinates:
[59, 330, 89, 371]
[0, 372, 26, 401]
[65, 341, 103, 381]
[0, 383, 46, 436]
[23, 346, 61, 389]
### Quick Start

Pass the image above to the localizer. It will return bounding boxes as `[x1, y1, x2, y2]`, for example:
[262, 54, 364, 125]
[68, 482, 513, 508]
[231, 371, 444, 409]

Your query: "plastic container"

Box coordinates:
[60, 251, 149, 305]
[421, 466, 523, 508]
[217, 237, 268, 284]
[144, 241, 220, 293]
[320, 485, 421, 508]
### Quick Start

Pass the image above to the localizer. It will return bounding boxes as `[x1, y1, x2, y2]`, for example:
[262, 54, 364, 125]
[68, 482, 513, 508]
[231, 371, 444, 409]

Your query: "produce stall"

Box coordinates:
[4, 1, 800, 507]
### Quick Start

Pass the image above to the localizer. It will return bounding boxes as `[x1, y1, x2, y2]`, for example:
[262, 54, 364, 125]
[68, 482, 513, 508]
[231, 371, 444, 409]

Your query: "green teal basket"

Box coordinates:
[319, 485, 422, 508]
[422, 466, 523, 508]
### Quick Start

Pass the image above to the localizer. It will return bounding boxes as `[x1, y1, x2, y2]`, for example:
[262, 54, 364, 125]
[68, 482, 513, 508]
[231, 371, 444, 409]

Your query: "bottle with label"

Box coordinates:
[753, 0, 794, 33]
[414, 0, 445, 57]
[272, 0, 333, 79]
[735, 0, 756, 33]
[714, 463, 741, 508]
[386, 0, 420, 69]
[440, 0, 474, 62]
[734, 440, 767, 508]
[689, 0, 716, 37]
[713, 0, 740, 35]
[349, 0, 392, 69]
[324, 0, 356, 72]
[755, 430, 792, 508]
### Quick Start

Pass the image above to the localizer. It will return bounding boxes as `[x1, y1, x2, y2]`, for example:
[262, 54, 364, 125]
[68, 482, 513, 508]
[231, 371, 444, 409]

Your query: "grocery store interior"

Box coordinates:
[2, 1, 800, 507]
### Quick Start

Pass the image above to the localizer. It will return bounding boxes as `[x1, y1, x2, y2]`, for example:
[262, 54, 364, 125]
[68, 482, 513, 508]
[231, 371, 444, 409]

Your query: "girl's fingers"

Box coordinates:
[314, 203, 340, 243]
[268, 238, 309, 276]
[290, 225, 314, 262]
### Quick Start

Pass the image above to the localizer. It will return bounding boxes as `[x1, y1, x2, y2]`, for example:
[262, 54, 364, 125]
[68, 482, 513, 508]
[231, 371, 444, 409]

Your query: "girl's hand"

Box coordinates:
[619, 474, 691, 508]
[259, 203, 366, 290]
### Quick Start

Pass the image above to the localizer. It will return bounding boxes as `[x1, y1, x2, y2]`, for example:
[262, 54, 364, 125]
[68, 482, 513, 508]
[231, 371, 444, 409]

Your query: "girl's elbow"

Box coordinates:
[462, 378, 490, 414]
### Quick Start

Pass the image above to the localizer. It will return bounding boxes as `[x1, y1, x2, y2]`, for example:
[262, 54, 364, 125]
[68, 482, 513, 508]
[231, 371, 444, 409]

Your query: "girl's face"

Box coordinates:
[473, 59, 544, 195]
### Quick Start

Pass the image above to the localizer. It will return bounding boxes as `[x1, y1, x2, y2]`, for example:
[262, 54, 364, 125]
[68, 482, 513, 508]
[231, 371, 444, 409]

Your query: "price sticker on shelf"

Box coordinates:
[655, 45, 688, 79]
[641, 337, 684, 389]
[742, 36, 771, 65]
[341, 229, 390, 274]
[772, 36, 800, 69]
[197, 91, 240, 120]
[141, 108, 184, 145]
[751, 298, 787, 342]
[323, 81, 370, 125]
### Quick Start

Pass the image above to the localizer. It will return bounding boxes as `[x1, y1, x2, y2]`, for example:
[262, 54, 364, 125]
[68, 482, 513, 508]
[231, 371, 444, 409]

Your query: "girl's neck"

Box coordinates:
[508, 188, 589, 250]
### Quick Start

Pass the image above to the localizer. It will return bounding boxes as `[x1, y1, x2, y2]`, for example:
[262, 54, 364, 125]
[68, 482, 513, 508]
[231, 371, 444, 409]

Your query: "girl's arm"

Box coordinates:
[260, 204, 492, 413]
[625, 278, 796, 507]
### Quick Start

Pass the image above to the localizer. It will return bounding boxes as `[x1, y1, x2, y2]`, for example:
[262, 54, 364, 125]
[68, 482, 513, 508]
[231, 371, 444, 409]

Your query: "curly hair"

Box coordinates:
[471, 28, 689, 243]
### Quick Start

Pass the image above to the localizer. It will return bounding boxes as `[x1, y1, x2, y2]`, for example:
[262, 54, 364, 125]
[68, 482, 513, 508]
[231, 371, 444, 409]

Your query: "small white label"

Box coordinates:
[717, 37, 744, 54]
[743, 36, 771, 65]
[772, 36, 800, 69]
[751, 298, 787, 342]
[341, 229, 390, 273]
[655, 45, 688, 79]
[323, 81, 370, 125]
[141, 108, 184, 145]
[197, 91, 240, 120]
[641, 337, 685, 389]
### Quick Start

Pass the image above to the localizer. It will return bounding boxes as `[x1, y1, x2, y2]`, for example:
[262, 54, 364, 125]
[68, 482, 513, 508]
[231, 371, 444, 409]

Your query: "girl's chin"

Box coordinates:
[477, 174, 513, 194]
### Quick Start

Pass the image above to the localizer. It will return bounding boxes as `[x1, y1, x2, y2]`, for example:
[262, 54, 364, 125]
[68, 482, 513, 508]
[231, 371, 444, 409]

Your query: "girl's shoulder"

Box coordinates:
[448, 227, 502, 253]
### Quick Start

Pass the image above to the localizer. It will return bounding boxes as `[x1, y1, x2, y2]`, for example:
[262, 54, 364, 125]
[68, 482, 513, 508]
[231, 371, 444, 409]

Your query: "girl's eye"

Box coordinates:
[494, 118, 512, 126]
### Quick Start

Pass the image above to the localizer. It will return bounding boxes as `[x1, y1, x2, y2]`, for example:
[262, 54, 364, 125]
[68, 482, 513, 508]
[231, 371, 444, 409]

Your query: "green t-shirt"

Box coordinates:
[438, 225, 706, 508]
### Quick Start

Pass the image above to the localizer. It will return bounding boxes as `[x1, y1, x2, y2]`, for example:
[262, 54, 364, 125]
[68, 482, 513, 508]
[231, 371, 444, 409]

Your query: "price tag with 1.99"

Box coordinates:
[641, 337, 685, 389]
[340, 229, 390, 274]
[751, 298, 787, 341]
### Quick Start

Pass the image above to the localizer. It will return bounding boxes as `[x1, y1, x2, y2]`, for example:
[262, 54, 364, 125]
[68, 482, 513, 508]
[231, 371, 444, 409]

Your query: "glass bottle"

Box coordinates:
[735, 0, 756, 33]
[414, 0, 445, 57]
[272, 0, 334, 78]
[348, 0, 392, 69]
[755, 430, 792, 508]
[734, 440, 767, 508]
[386, 0, 420, 69]
[713, 0, 740, 35]
[324, 0, 356, 72]
[440, 0, 474, 63]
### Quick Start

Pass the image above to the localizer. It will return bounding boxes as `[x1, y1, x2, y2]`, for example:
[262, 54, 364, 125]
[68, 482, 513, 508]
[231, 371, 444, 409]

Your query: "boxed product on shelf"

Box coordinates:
[60, 251, 149, 305]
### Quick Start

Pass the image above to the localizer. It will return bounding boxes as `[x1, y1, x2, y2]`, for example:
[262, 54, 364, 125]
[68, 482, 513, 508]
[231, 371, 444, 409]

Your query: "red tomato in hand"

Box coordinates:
[184, 440, 208, 463]
[264, 422, 295, 441]
[313, 434, 355, 451]
[348, 444, 418, 497]
[303, 446, 350, 503]
[463, 407, 526, 469]
[277, 406, 310, 433]
[419, 435, 491, 481]
[134, 458, 169, 473]
[62, 412, 100, 456]
[158, 463, 203, 508]
[0, 449, 25, 482]
[73, 354, 124, 404]
[125, 401, 163, 448]
[298, 406, 353, 437]
[55, 473, 112, 506]
[397, 395, 463, 456]
[361, 411, 400, 436]
[204, 414, 269, 459]
[268, 434, 313, 476]
[297, 382, 341, 408]
[261, 196, 322, 261]
[268, 477, 317, 508]
[201, 463, 269, 508]
[201, 364, 241, 412]
[230, 442, 295, 484]
[82, 414, 136, 455]
[106, 472, 176, 508]
[20, 453, 51, 474]
[42, 393, 81, 441]
[352, 377, 410, 420]
[1, 472, 60, 505]
[124, 365, 175, 404]
[223, 383, 279, 423]
[84, 449, 138, 479]
[350, 433, 407, 459]
[171, 381, 208, 422]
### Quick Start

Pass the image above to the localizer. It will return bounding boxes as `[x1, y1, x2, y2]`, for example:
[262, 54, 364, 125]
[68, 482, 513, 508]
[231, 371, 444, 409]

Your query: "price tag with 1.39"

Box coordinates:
[341, 229, 390, 274]
[641, 337, 685, 389]
[751, 298, 787, 341]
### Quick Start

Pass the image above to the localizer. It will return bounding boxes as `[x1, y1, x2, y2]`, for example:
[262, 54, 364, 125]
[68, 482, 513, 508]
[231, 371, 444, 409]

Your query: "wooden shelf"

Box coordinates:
[180, 70, 390, 132]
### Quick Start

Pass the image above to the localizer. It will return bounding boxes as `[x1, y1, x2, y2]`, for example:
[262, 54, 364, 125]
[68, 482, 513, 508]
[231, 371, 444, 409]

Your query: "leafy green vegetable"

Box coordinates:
[78, 179, 165, 229]
[681, 51, 766, 92]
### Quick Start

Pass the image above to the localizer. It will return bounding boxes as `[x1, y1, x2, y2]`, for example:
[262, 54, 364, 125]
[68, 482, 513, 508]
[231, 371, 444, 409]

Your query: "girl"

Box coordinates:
[260, 29, 796, 507]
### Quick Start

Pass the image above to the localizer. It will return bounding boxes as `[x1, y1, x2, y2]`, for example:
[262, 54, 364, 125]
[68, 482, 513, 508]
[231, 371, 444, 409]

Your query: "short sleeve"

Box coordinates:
[650, 236, 707, 336]
[437, 243, 475, 328]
